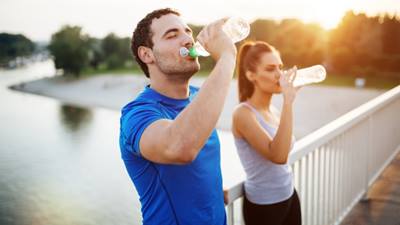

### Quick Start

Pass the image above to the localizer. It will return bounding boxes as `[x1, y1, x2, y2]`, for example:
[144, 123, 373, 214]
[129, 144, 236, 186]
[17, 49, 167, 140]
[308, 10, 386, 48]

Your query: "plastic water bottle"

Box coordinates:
[179, 17, 250, 58]
[292, 65, 326, 87]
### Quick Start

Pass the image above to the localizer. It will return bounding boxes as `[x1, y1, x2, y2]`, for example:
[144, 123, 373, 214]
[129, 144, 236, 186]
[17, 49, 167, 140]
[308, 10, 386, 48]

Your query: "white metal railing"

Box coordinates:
[225, 85, 400, 225]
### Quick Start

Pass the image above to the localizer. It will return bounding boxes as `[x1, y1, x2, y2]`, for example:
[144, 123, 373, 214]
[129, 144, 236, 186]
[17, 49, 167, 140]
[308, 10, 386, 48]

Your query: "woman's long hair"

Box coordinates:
[237, 41, 277, 102]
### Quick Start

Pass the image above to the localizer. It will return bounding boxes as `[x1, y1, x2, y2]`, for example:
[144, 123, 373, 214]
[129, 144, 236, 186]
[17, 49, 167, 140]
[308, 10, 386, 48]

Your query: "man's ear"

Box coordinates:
[138, 46, 154, 64]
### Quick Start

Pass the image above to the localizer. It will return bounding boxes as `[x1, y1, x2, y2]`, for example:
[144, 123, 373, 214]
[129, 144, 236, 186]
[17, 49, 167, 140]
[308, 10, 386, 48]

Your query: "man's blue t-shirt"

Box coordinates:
[119, 85, 226, 225]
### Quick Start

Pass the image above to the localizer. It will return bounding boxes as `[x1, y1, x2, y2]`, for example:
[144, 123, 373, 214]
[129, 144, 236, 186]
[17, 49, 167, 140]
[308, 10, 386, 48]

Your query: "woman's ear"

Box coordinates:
[245, 70, 255, 82]
[138, 46, 154, 64]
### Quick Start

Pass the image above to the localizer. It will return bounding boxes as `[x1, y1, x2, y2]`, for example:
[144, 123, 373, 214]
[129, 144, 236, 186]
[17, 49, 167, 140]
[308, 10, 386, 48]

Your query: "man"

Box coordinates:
[119, 8, 236, 225]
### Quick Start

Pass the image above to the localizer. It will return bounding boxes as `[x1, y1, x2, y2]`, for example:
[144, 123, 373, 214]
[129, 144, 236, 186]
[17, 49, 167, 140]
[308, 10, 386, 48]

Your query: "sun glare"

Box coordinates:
[300, 0, 353, 29]
[317, 11, 345, 30]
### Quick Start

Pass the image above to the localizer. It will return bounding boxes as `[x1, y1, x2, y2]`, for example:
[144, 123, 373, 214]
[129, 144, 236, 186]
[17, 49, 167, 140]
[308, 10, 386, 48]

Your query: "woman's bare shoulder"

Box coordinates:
[232, 103, 256, 138]
[233, 103, 254, 119]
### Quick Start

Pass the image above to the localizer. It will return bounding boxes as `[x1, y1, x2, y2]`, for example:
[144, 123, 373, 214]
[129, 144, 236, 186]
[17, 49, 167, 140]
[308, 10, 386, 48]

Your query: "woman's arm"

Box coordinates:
[232, 68, 299, 164]
[233, 104, 290, 164]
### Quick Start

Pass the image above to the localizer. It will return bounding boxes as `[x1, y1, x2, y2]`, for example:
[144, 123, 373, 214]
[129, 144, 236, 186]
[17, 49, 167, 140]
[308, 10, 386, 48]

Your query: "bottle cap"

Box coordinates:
[179, 47, 190, 57]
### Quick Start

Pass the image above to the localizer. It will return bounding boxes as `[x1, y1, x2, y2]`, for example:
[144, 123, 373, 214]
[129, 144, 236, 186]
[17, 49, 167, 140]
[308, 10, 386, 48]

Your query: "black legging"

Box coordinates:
[242, 189, 302, 225]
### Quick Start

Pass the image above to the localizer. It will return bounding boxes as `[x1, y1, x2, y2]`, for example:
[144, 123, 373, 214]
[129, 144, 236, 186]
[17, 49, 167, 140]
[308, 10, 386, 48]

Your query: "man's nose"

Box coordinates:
[181, 32, 194, 48]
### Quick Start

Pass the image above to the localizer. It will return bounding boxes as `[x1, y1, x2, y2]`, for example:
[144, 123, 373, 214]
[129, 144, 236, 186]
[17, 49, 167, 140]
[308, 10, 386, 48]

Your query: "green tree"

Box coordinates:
[0, 33, 34, 65]
[382, 14, 400, 55]
[275, 19, 327, 67]
[48, 26, 89, 77]
[328, 11, 400, 76]
[381, 14, 400, 72]
[248, 19, 278, 44]
[87, 37, 104, 70]
[101, 33, 131, 69]
[328, 11, 378, 74]
[246, 19, 327, 68]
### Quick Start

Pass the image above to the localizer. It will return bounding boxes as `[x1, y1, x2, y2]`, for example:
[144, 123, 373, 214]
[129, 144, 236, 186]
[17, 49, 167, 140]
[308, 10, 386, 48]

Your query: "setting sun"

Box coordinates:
[312, 9, 348, 29]
[293, 0, 354, 29]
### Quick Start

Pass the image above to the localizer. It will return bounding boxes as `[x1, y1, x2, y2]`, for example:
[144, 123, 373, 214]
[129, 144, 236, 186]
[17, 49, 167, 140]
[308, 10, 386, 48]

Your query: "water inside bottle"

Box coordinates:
[179, 17, 250, 58]
[222, 17, 250, 43]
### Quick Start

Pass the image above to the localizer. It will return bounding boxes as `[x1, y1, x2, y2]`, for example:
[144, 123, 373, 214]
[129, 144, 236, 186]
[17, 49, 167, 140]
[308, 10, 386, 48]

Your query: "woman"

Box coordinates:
[232, 41, 301, 225]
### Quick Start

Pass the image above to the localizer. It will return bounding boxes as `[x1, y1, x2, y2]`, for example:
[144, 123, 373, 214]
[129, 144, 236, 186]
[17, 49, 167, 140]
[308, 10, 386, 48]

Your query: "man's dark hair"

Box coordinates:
[131, 8, 180, 78]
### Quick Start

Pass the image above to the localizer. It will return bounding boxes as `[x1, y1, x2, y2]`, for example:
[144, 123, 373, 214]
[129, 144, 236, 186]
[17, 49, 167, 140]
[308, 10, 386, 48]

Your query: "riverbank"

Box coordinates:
[9, 71, 385, 138]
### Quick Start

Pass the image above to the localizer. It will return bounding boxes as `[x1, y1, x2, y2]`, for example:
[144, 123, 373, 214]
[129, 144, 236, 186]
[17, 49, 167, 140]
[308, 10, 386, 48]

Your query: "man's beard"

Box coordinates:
[153, 50, 200, 82]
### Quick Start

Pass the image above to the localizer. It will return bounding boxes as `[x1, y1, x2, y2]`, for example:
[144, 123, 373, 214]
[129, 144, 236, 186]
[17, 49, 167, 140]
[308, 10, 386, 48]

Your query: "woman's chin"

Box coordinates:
[275, 86, 282, 93]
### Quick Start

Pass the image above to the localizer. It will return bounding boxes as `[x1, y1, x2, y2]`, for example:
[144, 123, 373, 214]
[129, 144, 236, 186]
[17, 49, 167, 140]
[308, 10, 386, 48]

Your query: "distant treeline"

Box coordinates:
[246, 11, 400, 77]
[0, 33, 35, 66]
[328, 12, 400, 76]
[7, 10, 398, 78]
[47, 26, 131, 76]
[189, 11, 400, 77]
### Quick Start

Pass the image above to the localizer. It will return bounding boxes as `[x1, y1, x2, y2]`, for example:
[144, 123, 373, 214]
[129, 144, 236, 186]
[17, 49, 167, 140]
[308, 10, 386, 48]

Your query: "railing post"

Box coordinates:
[363, 115, 373, 200]
[227, 203, 234, 225]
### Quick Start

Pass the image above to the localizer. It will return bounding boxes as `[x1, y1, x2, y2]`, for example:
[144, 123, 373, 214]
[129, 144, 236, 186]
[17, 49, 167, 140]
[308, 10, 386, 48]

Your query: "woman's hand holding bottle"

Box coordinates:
[280, 66, 301, 104]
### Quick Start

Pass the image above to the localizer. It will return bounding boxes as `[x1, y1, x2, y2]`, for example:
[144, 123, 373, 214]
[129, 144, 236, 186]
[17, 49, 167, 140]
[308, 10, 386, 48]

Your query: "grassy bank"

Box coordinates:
[81, 66, 142, 77]
[320, 73, 400, 90]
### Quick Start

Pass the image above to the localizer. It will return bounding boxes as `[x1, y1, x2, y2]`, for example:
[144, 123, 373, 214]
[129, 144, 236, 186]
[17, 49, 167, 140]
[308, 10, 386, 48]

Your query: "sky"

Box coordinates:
[0, 0, 399, 42]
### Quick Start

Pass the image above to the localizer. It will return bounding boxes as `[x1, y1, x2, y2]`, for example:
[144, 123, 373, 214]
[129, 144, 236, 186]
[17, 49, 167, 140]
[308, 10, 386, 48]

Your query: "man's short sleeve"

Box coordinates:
[120, 103, 163, 156]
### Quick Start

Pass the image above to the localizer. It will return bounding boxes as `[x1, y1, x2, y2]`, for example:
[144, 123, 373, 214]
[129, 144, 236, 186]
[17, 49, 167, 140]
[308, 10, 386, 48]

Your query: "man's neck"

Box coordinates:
[149, 74, 190, 99]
